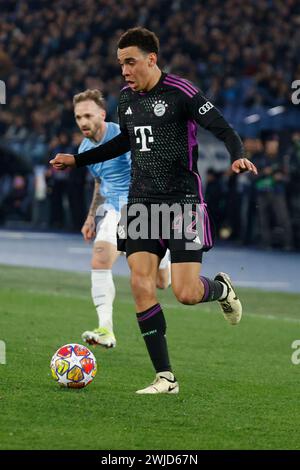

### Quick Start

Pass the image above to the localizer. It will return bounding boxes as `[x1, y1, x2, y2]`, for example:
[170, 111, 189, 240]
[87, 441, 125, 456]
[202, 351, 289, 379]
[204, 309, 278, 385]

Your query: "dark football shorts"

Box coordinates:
[117, 203, 215, 263]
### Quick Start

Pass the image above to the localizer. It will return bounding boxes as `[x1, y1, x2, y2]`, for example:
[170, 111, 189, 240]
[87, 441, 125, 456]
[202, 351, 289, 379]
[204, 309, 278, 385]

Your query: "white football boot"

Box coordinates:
[214, 272, 242, 325]
[82, 327, 116, 348]
[136, 371, 179, 394]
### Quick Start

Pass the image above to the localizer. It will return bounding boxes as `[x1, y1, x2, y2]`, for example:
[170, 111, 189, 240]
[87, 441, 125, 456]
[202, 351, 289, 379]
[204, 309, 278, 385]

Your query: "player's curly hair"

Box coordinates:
[118, 27, 159, 55]
[73, 89, 106, 109]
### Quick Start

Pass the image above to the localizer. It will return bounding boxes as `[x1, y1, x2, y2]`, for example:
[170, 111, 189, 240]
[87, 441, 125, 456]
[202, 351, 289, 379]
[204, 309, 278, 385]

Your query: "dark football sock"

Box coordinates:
[199, 276, 227, 302]
[136, 303, 171, 373]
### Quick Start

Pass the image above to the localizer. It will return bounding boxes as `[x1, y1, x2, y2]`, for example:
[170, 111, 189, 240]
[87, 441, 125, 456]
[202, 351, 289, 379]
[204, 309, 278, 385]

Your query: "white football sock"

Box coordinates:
[91, 269, 116, 332]
[219, 282, 229, 301]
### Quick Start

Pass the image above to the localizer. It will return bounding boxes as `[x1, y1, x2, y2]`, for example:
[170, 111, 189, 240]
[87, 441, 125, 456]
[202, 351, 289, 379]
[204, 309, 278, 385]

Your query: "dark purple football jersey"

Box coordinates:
[75, 72, 244, 206]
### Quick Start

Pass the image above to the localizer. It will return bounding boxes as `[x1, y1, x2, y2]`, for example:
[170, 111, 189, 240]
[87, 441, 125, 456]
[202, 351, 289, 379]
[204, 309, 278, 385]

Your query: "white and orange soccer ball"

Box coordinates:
[50, 343, 97, 388]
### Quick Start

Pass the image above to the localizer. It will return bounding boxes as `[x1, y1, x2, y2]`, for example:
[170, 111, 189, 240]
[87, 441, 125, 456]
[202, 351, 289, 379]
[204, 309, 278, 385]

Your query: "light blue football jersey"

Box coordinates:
[78, 122, 131, 212]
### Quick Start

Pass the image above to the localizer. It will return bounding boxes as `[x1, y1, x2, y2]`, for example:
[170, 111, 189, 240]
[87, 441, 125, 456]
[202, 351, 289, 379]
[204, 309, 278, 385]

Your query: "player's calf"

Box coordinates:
[173, 286, 201, 305]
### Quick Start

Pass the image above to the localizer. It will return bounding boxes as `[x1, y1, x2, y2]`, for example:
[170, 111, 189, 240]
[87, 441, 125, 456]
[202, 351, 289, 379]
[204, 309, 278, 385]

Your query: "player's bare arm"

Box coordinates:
[88, 179, 102, 217]
[81, 178, 101, 242]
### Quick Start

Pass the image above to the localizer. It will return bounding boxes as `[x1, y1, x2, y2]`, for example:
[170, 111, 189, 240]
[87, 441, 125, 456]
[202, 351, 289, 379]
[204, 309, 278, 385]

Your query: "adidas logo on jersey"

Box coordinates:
[125, 107, 133, 115]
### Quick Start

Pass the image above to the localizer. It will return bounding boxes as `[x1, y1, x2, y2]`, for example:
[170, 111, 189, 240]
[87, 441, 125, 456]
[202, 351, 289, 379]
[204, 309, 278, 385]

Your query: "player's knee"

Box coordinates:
[131, 272, 155, 300]
[156, 280, 166, 290]
[173, 285, 198, 305]
[91, 254, 111, 270]
[91, 245, 112, 269]
[156, 275, 169, 290]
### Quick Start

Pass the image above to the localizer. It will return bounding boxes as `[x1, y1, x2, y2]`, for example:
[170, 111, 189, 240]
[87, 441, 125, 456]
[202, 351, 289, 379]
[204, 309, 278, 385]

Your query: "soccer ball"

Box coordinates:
[50, 343, 97, 388]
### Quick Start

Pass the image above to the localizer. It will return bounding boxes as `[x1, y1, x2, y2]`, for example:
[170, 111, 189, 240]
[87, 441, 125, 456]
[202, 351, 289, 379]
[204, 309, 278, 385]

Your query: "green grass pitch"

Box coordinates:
[1, 264, 300, 450]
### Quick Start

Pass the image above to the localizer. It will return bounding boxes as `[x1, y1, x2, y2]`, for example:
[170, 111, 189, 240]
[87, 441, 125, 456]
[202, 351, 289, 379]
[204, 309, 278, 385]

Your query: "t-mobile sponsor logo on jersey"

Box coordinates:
[198, 101, 213, 115]
[134, 126, 154, 152]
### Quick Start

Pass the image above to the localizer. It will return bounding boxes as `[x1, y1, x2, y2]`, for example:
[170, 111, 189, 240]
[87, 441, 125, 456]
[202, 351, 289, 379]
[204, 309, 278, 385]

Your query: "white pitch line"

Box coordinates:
[161, 303, 300, 324]
[12, 288, 300, 324]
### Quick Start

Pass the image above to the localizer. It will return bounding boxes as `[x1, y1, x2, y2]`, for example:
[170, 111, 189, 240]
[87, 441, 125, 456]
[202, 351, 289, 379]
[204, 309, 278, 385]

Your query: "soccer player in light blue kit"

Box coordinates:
[73, 90, 170, 348]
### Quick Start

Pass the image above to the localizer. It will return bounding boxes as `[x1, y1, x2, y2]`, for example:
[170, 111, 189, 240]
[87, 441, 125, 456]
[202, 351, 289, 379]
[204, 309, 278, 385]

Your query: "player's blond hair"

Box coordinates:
[73, 89, 106, 109]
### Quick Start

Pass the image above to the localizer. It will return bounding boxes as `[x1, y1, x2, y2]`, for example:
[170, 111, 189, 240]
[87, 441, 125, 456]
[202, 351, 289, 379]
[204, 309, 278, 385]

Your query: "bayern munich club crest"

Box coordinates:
[152, 100, 168, 117]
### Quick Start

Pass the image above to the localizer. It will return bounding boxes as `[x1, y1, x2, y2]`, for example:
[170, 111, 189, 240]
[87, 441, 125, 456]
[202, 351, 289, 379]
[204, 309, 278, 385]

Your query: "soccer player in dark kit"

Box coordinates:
[51, 27, 258, 394]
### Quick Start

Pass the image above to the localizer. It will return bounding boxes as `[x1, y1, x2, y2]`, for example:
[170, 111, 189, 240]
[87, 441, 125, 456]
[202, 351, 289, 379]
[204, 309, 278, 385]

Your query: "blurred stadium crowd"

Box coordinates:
[0, 0, 300, 250]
